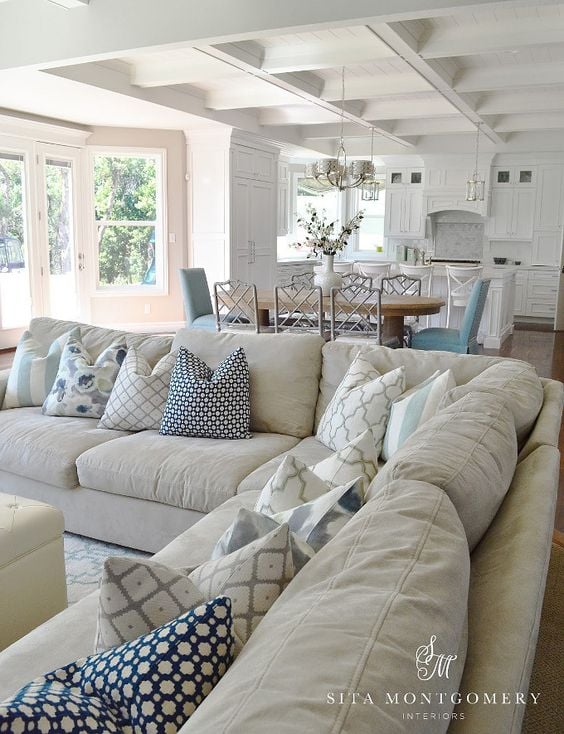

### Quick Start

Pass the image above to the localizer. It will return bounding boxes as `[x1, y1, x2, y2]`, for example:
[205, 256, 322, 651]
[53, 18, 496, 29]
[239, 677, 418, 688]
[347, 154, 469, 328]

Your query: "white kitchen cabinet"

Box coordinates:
[513, 268, 559, 318]
[514, 271, 528, 315]
[487, 187, 535, 240]
[384, 169, 425, 238]
[491, 166, 536, 187]
[532, 230, 563, 266]
[535, 165, 564, 229]
[231, 177, 276, 289]
[232, 144, 275, 182]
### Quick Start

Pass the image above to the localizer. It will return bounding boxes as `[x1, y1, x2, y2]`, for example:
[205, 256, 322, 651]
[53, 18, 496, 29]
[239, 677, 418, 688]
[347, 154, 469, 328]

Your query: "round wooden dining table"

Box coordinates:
[256, 290, 445, 343]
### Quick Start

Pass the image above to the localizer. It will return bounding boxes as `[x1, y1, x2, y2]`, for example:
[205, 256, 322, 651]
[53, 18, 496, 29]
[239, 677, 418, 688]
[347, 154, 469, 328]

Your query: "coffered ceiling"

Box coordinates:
[0, 0, 563, 156]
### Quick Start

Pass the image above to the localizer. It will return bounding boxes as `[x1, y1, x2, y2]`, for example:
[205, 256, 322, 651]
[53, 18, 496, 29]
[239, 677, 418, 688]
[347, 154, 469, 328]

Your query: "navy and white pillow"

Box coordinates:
[0, 597, 234, 733]
[160, 346, 251, 440]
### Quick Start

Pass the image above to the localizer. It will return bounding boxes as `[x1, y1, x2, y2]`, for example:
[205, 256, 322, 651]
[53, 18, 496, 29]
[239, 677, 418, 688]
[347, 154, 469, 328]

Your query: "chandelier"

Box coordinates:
[466, 122, 485, 202]
[305, 67, 375, 191]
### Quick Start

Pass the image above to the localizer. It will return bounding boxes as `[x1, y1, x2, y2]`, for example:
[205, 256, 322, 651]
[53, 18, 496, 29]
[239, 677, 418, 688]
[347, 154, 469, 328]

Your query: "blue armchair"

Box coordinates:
[411, 279, 490, 354]
[179, 268, 216, 331]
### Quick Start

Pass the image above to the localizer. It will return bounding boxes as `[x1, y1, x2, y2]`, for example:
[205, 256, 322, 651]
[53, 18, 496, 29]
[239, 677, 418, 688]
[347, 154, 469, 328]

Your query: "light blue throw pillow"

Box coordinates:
[381, 370, 456, 461]
[42, 335, 127, 418]
[2, 327, 79, 409]
[0, 596, 234, 733]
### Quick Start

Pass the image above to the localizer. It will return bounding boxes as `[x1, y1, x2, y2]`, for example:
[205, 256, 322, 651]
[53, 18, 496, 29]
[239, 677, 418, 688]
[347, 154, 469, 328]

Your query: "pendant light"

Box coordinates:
[306, 67, 375, 191]
[361, 127, 380, 201]
[466, 122, 485, 202]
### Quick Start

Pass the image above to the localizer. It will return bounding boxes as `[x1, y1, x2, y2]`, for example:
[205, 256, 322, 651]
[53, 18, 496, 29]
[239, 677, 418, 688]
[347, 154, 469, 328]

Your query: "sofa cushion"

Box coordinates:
[76, 431, 299, 513]
[315, 341, 518, 431]
[370, 392, 518, 550]
[173, 329, 324, 438]
[0, 408, 130, 489]
[438, 359, 543, 446]
[179, 479, 470, 734]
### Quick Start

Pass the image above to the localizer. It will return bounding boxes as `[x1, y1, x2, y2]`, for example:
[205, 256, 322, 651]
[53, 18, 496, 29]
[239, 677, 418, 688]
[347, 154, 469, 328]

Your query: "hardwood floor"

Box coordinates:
[482, 329, 564, 532]
[1, 330, 563, 527]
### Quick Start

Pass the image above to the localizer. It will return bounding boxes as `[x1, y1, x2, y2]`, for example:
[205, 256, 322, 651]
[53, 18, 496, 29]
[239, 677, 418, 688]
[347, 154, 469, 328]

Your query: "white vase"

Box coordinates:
[314, 254, 343, 295]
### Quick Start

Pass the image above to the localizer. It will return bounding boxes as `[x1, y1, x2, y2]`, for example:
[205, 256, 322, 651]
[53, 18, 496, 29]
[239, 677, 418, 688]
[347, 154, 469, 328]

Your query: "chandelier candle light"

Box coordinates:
[292, 204, 364, 294]
[466, 122, 485, 202]
[305, 67, 375, 192]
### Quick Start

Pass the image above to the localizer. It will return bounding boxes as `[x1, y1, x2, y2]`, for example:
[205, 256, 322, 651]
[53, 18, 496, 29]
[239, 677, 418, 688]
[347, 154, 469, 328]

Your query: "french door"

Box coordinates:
[35, 144, 89, 322]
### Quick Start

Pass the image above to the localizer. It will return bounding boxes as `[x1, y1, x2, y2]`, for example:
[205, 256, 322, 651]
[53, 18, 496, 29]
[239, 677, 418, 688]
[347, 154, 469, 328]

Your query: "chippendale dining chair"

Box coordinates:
[329, 284, 400, 347]
[411, 279, 490, 354]
[273, 284, 325, 337]
[213, 279, 261, 333]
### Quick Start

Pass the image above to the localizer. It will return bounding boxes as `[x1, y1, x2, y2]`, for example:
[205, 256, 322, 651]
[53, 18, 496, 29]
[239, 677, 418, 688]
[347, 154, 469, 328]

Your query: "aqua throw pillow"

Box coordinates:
[2, 327, 79, 409]
[0, 597, 234, 733]
[42, 335, 127, 419]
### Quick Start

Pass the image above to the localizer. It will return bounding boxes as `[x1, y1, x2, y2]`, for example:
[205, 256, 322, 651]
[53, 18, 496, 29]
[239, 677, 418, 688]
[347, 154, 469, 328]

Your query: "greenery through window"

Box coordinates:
[93, 152, 163, 289]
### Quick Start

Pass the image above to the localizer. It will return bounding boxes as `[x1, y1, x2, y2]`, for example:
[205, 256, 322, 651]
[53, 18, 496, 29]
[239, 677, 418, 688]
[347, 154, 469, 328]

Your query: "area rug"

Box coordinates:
[64, 533, 150, 605]
[522, 540, 564, 733]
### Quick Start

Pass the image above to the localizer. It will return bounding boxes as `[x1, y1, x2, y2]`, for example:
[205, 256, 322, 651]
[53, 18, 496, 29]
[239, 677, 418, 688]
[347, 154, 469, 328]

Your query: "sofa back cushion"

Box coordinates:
[315, 342, 522, 431]
[438, 359, 543, 446]
[179, 479, 470, 734]
[27, 317, 174, 366]
[173, 329, 324, 438]
[370, 392, 517, 550]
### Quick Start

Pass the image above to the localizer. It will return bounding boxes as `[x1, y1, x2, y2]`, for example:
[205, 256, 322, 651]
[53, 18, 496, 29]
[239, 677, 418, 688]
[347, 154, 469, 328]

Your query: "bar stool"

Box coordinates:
[354, 262, 392, 287]
[445, 265, 483, 327]
[399, 263, 434, 328]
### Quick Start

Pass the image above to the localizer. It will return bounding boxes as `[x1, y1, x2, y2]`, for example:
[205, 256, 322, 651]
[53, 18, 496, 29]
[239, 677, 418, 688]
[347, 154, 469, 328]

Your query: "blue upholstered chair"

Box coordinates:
[411, 279, 490, 354]
[178, 268, 216, 331]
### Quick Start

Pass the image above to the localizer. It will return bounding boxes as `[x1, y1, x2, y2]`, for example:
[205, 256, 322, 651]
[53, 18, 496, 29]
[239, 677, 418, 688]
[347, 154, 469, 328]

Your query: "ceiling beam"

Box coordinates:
[206, 84, 303, 110]
[484, 111, 564, 133]
[362, 94, 458, 119]
[321, 72, 431, 100]
[455, 62, 564, 93]
[199, 42, 416, 147]
[130, 56, 236, 87]
[0, 0, 533, 73]
[419, 16, 564, 59]
[369, 22, 506, 145]
[475, 88, 564, 116]
[261, 37, 395, 73]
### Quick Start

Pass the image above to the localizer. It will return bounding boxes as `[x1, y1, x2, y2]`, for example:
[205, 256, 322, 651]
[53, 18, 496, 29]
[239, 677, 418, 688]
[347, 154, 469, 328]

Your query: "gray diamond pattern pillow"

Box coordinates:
[316, 355, 406, 453]
[95, 556, 204, 653]
[96, 523, 297, 654]
[98, 348, 176, 431]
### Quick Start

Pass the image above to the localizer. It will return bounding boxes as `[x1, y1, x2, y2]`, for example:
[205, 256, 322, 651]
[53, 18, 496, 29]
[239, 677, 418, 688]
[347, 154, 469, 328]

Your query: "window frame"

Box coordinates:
[347, 180, 388, 260]
[88, 146, 168, 297]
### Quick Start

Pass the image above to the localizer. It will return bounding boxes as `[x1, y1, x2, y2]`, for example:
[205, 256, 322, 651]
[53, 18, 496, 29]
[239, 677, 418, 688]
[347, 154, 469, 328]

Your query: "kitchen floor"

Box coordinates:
[0, 329, 562, 528]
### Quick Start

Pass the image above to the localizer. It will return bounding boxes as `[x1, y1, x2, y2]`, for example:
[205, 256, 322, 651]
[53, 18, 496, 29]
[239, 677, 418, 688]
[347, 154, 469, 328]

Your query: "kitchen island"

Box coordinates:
[427, 264, 516, 349]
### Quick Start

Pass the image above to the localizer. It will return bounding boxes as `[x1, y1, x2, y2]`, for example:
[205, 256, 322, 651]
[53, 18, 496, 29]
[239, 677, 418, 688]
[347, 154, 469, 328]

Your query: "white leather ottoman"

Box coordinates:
[0, 494, 67, 650]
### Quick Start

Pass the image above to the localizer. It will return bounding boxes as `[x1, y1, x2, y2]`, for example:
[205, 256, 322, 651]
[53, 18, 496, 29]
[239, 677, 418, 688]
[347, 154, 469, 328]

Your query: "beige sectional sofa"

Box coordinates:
[0, 317, 562, 733]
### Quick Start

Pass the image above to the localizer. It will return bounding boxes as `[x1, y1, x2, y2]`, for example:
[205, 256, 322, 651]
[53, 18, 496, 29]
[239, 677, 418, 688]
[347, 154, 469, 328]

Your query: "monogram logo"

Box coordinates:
[415, 636, 457, 681]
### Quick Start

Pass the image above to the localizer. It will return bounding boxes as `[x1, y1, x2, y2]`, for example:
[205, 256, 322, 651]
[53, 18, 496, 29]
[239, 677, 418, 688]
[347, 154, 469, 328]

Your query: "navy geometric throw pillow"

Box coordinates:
[159, 346, 251, 440]
[0, 596, 234, 734]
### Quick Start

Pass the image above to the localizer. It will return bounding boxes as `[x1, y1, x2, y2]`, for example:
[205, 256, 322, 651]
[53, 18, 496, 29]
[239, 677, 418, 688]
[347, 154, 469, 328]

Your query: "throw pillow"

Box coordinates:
[310, 428, 378, 490]
[98, 348, 177, 431]
[96, 524, 298, 654]
[42, 335, 127, 419]
[381, 369, 456, 461]
[211, 507, 315, 572]
[2, 327, 79, 409]
[0, 597, 234, 733]
[316, 355, 406, 452]
[95, 556, 205, 653]
[160, 346, 251, 440]
[270, 478, 364, 552]
[255, 454, 330, 515]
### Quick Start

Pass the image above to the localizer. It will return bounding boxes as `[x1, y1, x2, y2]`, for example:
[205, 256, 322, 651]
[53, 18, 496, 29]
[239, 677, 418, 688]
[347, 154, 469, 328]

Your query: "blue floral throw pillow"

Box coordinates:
[160, 346, 251, 440]
[0, 596, 234, 733]
[42, 335, 127, 419]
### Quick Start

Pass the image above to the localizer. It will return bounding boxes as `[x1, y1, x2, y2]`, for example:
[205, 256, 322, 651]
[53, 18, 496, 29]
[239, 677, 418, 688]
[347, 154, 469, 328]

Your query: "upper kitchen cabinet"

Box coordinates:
[384, 167, 425, 238]
[232, 143, 276, 182]
[531, 165, 564, 266]
[487, 166, 537, 241]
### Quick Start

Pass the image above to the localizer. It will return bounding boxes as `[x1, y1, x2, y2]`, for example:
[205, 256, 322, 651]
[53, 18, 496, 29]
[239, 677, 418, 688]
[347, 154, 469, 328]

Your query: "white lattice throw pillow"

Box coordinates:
[98, 348, 176, 431]
[311, 429, 378, 490]
[255, 455, 329, 515]
[316, 355, 406, 452]
[160, 346, 251, 440]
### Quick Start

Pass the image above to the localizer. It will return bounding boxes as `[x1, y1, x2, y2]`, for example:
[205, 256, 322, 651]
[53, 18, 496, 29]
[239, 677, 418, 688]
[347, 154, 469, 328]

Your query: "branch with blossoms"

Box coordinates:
[291, 204, 365, 258]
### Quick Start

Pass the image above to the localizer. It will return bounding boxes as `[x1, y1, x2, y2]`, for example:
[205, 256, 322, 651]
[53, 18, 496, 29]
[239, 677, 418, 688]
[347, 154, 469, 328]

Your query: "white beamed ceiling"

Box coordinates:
[1, 0, 564, 155]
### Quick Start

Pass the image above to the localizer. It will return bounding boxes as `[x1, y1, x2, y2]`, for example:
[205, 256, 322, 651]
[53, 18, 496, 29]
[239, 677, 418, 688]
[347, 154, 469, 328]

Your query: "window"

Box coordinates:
[92, 151, 166, 292]
[356, 188, 386, 253]
[0, 151, 32, 328]
[277, 174, 341, 260]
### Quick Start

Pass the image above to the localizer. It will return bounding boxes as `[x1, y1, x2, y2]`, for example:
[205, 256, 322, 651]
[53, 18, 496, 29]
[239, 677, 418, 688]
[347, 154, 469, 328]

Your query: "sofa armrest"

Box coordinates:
[0, 368, 11, 408]
[518, 378, 564, 462]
